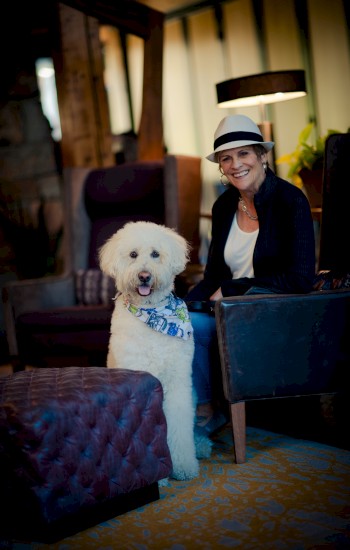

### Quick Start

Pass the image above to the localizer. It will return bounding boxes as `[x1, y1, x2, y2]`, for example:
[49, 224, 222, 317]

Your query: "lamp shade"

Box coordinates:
[216, 70, 306, 108]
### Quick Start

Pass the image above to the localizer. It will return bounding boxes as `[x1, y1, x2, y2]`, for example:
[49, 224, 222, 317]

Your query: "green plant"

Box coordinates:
[276, 123, 340, 187]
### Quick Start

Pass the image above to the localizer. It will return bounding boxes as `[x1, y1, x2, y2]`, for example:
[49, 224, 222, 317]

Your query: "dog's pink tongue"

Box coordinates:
[138, 285, 151, 296]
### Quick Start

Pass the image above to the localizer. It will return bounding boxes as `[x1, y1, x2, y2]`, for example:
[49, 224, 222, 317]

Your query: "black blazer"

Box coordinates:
[187, 169, 316, 300]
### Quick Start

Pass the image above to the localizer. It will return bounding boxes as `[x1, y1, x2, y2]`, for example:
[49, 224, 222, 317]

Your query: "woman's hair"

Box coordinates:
[252, 144, 268, 158]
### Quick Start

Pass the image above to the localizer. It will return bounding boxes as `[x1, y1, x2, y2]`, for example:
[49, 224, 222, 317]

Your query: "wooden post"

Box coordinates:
[137, 9, 164, 161]
[54, 3, 114, 168]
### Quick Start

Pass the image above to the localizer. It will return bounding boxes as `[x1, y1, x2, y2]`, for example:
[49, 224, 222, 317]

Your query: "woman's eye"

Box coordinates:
[130, 251, 138, 258]
[151, 250, 160, 258]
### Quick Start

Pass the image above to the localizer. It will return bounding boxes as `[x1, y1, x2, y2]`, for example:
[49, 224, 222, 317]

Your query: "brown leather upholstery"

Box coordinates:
[319, 133, 350, 272]
[215, 290, 350, 463]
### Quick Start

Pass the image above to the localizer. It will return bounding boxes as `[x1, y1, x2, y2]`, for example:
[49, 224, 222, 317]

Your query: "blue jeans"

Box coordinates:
[190, 311, 217, 404]
[190, 286, 280, 404]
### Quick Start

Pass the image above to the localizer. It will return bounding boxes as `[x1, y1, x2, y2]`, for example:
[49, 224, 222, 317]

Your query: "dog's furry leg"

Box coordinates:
[163, 385, 199, 480]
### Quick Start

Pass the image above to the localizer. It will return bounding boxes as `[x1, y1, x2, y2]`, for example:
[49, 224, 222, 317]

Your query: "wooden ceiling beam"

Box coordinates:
[59, 0, 162, 39]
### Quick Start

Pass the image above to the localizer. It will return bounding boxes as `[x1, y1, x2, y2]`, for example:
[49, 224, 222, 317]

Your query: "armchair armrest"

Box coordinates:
[2, 273, 76, 357]
[215, 289, 350, 404]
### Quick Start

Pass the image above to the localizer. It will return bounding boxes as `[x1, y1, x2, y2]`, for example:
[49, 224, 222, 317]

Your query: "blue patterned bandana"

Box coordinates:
[124, 293, 193, 340]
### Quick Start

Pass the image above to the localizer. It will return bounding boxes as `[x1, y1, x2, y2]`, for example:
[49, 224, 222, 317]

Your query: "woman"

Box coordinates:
[187, 114, 316, 434]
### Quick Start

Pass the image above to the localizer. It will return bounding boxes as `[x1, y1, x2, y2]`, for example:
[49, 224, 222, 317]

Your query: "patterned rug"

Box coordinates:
[29, 425, 350, 550]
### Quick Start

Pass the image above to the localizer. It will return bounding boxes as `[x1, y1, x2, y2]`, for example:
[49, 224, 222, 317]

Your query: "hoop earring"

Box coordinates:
[263, 162, 267, 173]
[220, 174, 230, 187]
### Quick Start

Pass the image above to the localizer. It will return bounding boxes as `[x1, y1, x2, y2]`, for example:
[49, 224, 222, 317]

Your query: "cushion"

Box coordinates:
[75, 269, 115, 305]
[313, 270, 350, 291]
[84, 161, 165, 218]
[83, 162, 165, 268]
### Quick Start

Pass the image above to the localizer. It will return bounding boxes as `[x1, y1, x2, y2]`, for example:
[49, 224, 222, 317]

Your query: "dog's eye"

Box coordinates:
[151, 250, 160, 258]
[130, 251, 138, 258]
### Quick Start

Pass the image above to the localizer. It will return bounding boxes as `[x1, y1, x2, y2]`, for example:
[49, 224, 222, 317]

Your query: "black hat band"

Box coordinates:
[214, 131, 263, 150]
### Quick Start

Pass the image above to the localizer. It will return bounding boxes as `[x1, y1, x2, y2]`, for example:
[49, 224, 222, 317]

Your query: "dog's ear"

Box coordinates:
[99, 233, 120, 278]
[165, 227, 191, 275]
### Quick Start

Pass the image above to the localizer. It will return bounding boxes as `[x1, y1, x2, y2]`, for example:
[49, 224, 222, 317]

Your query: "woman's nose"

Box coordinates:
[230, 155, 240, 168]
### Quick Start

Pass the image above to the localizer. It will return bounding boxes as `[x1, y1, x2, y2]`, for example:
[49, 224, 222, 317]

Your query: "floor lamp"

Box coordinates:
[216, 70, 307, 169]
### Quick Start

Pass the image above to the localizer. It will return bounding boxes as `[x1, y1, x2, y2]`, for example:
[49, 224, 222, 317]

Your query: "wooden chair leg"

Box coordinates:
[230, 402, 246, 464]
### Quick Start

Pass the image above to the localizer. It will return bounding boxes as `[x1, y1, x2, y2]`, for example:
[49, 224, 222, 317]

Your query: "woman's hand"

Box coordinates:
[210, 288, 223, 301]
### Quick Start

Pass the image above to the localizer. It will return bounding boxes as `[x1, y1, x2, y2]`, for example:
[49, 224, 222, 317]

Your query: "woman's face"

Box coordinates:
[218, 145, 267, 194]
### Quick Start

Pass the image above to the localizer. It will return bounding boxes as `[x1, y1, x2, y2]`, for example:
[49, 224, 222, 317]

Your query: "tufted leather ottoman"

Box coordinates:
[0, 367, 172, 543]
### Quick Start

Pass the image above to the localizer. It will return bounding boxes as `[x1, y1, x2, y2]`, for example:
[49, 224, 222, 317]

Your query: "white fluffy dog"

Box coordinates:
[99, 221, 211, 480]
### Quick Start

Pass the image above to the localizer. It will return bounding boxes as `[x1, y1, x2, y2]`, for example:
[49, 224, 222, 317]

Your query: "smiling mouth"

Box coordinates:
[233, 170, 249, 178]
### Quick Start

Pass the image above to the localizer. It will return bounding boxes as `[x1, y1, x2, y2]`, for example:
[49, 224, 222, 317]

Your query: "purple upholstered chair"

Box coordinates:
[2, 155, 202, 371]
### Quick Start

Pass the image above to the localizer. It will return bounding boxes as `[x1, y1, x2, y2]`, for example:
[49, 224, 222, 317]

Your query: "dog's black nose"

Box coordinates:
[138, 272, 151, 284]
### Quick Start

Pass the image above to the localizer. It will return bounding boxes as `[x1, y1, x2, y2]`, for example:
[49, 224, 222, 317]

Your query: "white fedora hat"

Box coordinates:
[206, 114, 274, 163]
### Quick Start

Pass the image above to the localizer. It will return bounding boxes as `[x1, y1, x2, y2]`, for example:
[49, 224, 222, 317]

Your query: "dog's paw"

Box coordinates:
[170, 461, 199, 481]
[194, 431, 213, 459]
[158, 477, 170, 487]
[171, 470, 198, 481]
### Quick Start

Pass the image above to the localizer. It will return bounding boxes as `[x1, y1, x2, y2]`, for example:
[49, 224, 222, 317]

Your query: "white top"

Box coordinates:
[224, 214, 259, 279]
